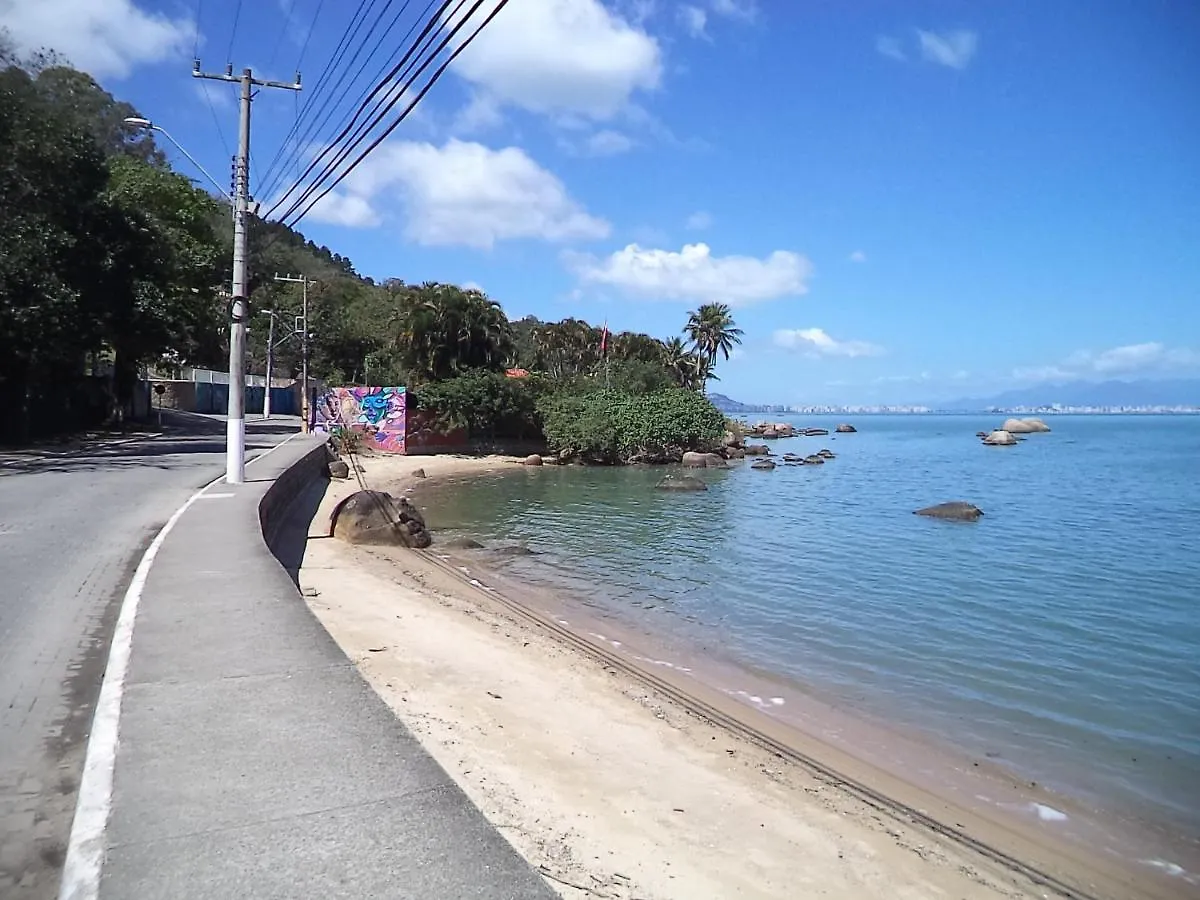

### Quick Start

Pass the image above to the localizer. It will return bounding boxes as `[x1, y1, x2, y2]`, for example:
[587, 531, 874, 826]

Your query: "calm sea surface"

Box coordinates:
[424, 415, 1200, 834]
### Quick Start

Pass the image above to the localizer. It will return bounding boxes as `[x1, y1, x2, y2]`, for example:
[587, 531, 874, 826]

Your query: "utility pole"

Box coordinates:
[273, 274, 311, 430]
[194, 61, 301, 484]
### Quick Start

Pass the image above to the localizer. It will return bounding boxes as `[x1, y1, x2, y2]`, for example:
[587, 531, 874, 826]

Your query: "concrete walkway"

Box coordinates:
[80, 437, 555, 899]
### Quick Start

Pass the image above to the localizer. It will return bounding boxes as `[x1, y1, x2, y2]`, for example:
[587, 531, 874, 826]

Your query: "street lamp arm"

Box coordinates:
[123, 117, 231, 201]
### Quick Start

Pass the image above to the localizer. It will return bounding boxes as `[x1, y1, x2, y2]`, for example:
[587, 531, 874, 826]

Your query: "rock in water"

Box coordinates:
[523, 454, 543, 466]
[655, 475, 708, 491]
[835, 424, 857, 433]
[915, 502, 984, 522]
[443, 536, 485, 549]
[817, 449, 835, 459]
[681, 451, 726, 468]
[750, 459, 776, 470]
[331, 490, 432, 548]
[1002, 417, 1052, 434]
[328, 459, 350, 479]
[743, 444, 770, 456]
[982, 429, 1018, 446]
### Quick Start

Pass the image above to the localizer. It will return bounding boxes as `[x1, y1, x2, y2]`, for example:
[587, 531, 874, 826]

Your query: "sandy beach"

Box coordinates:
[296, 452, 1187, 900]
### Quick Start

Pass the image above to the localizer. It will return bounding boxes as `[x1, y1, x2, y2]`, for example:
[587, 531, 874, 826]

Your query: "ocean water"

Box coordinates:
[422, 415, 1200, 835]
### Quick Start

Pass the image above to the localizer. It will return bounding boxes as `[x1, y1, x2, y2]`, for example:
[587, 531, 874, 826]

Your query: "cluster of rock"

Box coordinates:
[743, 422, 847, 440]
[915, 502, 984, 521]
[330, 490, 433, 548]
[750, 448, 836, 471]
[978, 417, 1052, 447]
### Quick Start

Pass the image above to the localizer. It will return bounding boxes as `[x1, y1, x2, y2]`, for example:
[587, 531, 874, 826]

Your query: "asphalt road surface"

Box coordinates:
[0, 415, 297, 899]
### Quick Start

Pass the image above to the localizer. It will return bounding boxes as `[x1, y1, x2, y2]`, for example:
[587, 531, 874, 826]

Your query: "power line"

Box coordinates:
[281, 0, 511, 228]
[259, 0, 435, 203]
[266, 0, 300, 72]
[192, 0, 203, 59]
[226, 0, 245, 64]
[199, 81, 232, 159]
[266, 0, 458, 219]
[295, 0, 328, 71]
[256, 0, 377, 195]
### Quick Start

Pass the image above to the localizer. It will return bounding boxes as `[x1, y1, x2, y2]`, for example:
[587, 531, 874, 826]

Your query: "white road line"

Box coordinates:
[58, 432, 303, 900]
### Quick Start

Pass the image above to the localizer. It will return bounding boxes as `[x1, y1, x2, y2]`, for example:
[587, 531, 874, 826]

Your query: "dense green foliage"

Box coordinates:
[0, 48, 226, 440]
[410, 370, 544, 440]
[538, 388, 726, 464]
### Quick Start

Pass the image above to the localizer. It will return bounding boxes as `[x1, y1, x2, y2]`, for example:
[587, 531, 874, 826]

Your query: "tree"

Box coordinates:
[683, 302, 743, 389]
[391, 283, 513, 382]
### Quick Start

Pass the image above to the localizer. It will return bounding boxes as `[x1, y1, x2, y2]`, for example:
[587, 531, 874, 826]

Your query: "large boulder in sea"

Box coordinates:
[915, 502, 984, 522]
[982, 429, 1018, 446]
[835, 423, 857, 433]
[655, 474, 708, 492]
[331, 490, 432, 548]
[744, 444, 771, 456]
[750, 459, 776, 470]
[1002, 417, 1052, 434]
[523, 454, 543, 466]
[682, 451, 726, 468]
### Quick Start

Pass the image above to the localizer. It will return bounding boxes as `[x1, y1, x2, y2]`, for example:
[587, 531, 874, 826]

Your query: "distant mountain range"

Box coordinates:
[710, 380, 1200, 414]
[707, 393, 789, 413]
[939, 379, 1200, 411]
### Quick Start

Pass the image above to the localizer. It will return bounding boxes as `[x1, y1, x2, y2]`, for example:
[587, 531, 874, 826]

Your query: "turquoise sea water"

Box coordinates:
[424, 415, 1200, 836]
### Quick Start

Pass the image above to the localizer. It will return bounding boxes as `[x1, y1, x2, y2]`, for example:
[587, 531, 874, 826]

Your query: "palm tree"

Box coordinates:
[683, 302, 742, 388]
[659, 336, 692, 387]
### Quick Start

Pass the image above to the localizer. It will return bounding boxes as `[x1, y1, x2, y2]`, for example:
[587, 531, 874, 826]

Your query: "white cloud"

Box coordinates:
[308, 138, 610, 249]
[686, 211, 714, 230]
[450, 0, 662, 121]
[916, 29, 978, 69]
[452, 91, 505, 134]
[568, 242, 811, 306]
[875, 35, 906, 62]
[774, 328, 884, 358]
[0, 0, 192, 79]
[1013, 343, 1200, 382]
[678, 5, 709, 39]
[307, 192, 381, 228]
[583, 129, 636, 156]
[848, 249, 867, 263]
[709, 0, 757, 22]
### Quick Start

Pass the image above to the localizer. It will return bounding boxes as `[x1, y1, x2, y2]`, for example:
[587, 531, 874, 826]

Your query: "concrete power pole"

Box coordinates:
[193, 61, 301, 483]
[272, 274, 312, 428]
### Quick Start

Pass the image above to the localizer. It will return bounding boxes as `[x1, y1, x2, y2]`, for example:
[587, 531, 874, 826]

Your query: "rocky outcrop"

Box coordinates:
[804, 428, 830, 436]
[656, 475, 708, 491]
[982, 429, 1018, 446]
[523, 454, 543, 466]
[835, 424, 857, 433]
[328, 459, 350, 480]
[1002, 417, 1051, 434]
[331, 490, 432, 548]
[804, 454, 825, 465]
[743, 444, 770, 456]
[682, 451, 726, 468]
[915, 502, 984, 522]
[750, 459, 776, 470]
[817, 449, 835, 459]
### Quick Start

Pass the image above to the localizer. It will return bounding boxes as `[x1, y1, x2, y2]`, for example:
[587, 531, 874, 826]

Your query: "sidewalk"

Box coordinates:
[82, 436, 555, 898]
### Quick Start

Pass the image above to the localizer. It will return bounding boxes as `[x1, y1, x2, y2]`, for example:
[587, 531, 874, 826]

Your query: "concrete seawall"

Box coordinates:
[88, 434, 555, 898]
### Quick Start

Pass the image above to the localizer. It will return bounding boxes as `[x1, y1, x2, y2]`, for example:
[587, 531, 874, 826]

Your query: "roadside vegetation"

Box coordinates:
[0, 44, 741, 458]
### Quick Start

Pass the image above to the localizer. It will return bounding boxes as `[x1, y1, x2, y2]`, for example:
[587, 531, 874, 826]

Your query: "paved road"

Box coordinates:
[0, 415, 298, 899]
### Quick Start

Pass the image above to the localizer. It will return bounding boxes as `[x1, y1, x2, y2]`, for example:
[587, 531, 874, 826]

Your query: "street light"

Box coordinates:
[122, 117, 231, 201]
[123, 115, 247, 481]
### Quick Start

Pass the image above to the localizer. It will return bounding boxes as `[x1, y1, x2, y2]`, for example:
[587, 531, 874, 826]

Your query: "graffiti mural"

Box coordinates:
[312, 386, 407, 452]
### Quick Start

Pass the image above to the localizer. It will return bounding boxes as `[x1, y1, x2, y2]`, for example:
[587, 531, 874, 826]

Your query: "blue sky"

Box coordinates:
[7, 0, 1199, 404]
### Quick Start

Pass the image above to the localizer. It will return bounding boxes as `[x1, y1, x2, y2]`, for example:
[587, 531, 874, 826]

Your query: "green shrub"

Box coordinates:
[410, 370, 544, 439]
[538, 387, 724, 464]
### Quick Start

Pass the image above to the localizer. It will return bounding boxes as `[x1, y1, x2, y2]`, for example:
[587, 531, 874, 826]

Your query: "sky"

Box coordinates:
[4, 0, 1199, 405]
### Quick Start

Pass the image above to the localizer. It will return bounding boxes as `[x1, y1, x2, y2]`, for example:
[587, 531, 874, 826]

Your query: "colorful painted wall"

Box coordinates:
[312, 386, 407, 453]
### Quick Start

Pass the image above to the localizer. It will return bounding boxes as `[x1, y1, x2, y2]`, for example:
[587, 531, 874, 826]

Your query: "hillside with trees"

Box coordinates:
[0, 46, 741, 461]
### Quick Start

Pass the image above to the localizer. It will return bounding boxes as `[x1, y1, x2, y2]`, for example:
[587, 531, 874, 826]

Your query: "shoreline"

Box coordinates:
[300, 451, 1196, 899]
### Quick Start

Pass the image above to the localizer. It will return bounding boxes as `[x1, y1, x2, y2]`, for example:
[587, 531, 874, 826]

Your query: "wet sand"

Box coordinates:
[297, 452, 1196, 900]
